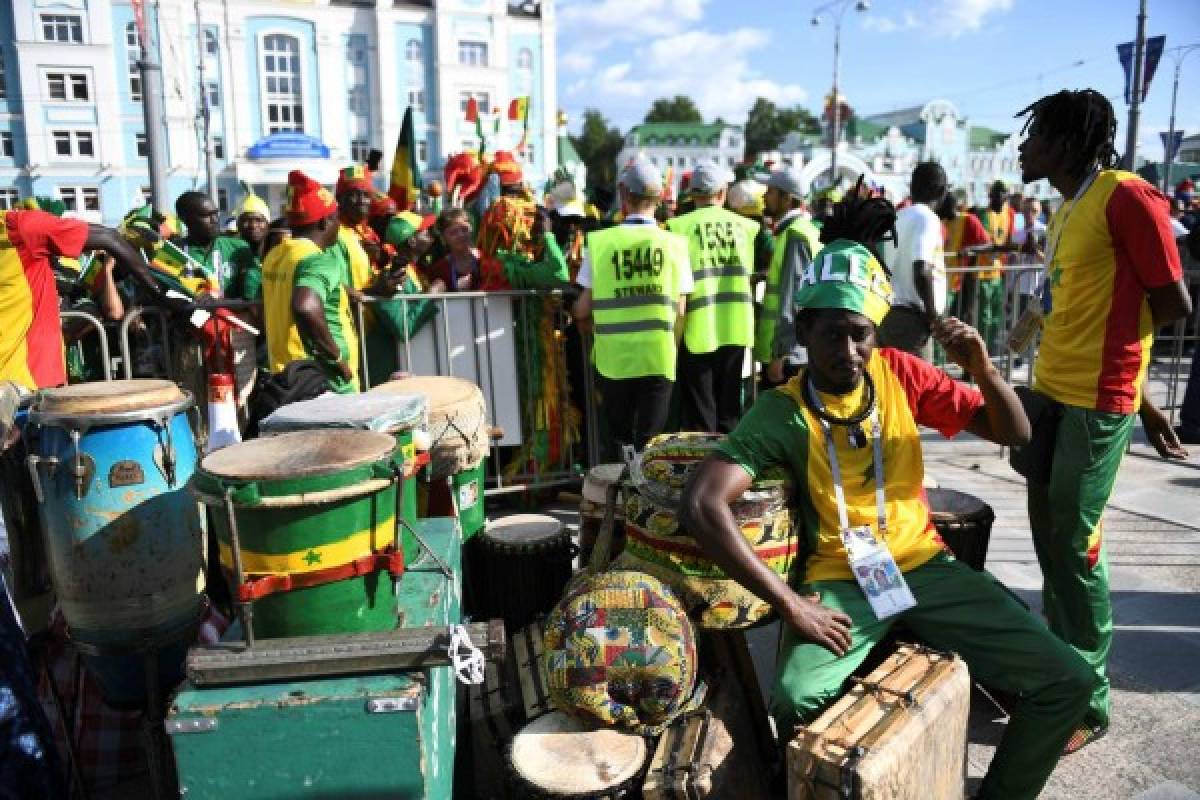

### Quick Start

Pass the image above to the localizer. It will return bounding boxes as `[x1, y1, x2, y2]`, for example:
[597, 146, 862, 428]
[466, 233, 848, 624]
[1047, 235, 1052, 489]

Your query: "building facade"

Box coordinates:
[0, 0, 557, 223]
[616, 122, 746, 198]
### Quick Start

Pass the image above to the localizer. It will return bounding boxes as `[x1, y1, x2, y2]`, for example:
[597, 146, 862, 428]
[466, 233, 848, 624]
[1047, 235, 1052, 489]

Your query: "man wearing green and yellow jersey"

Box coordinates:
[573, 158, 692, 458]
[974, 180, 1015, 351]
[682, 191, 1095, 800]
[754, 166, 823, 388]
[667, 163, 758, 432]
[262, 170, 358, 393]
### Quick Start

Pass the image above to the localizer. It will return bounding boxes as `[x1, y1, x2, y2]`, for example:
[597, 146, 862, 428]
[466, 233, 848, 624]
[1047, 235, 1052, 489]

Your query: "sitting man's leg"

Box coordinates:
[902, 555, 1096, 800]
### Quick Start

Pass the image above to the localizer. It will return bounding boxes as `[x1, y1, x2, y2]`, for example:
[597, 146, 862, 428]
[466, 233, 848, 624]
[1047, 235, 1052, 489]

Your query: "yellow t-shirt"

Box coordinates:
[261, 237, 321, 373]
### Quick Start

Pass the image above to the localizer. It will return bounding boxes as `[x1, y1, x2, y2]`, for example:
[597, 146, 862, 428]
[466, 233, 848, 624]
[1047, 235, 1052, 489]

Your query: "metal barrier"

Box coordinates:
[354, 289, 591, 493]
[119, 306, 175, 381]
[60, 309, 112, 381]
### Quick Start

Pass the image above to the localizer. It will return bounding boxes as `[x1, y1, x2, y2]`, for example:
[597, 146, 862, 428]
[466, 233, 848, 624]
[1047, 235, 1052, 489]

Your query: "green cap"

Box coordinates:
[794, 240, 893, 325]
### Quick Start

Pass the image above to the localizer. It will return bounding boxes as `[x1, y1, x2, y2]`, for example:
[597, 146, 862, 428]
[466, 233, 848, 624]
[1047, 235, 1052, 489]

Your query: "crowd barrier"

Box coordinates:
[60, 310, 112, 382]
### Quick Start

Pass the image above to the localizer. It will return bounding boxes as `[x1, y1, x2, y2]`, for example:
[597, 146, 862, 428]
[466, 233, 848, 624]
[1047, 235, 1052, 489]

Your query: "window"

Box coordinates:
[58, 186, 100, 213]
[204, 29, 219, 56]
[41, 14, 84, 44]
[136, 133, 148, 157]
[217, 188, 229, 213]
[213, 136, 224, 160]
[350, 138, 370, 162]
[126, 23, 142, 101]
[0, 132, 12, 158]
[458, 41, 488, 67]
[348, 86, 369, 116]
[207, 81, 220, 107]
[524, 142, 535, 164]
[417, 140, 427, 162]
[405, 39, 422, 63]
[0, 189, 18, 210]
[0, 56, 6, 99]
[516, 47, 533, 70]
[50, 130, 95, 158]
[458, 91, 490, 115]
[408, 89, 425, 113]
[261, 34, 304, 134]
[45, 72, 90, 102]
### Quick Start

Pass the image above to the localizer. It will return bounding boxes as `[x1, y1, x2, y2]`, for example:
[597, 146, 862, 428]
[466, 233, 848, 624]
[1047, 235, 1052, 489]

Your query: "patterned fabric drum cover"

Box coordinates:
[618, 432, 798, 629]
[543, 570, 700, 736]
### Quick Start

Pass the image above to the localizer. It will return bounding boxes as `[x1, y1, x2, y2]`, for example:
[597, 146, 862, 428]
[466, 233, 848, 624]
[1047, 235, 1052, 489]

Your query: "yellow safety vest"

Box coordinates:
[753, 215, 823, 363]
[667, 205, 758, 353]
[586, 223, 688, 380]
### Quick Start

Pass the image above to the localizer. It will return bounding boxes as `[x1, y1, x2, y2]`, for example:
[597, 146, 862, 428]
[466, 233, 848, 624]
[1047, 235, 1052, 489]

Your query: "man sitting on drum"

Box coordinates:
[681, 187, 1096, 800]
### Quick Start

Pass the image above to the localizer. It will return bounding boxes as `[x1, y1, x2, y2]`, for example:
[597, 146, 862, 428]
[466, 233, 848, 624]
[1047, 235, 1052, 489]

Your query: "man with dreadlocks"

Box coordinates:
[682, 184, 1096, 799]
[1014, 88, 1192, 755]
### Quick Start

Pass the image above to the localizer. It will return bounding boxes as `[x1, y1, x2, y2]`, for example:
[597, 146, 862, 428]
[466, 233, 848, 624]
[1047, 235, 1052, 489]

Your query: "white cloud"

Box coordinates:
[559, 0, 707, 40]
[560, 51, 595, 72]
[861, 0, 1012, 38]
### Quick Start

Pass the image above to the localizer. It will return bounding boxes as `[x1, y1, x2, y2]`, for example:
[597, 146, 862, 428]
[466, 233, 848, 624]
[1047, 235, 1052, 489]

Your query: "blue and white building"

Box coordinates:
[0, 0, 558, 223]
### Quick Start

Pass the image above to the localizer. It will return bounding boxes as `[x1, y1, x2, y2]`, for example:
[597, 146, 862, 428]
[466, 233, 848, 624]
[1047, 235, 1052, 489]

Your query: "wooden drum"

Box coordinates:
[470, 514, 575, 633]
[508, 711, 648, 799]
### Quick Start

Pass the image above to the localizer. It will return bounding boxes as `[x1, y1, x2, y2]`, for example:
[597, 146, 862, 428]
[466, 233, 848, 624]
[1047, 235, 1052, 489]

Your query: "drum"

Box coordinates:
[926, 488, 994, 571]
[470, 514, 574, 633]
[508, 711, 648, 799]
[578, 463, 626, 564]
[371, 375, 489, 540]
[617, 433, 798, 629]
[27, 379, 204, 707]
[258, 391, 427, 560]
[192, 429, 404, 640]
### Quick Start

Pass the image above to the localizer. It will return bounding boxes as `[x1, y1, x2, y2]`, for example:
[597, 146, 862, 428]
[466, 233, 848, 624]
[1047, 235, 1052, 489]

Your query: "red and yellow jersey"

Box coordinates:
[1034, 170, 1182, 414]
[0, 210, 89, 390]
[976, 206, 1013, 280]
[718, 348, 983, 582]
[943, 213, 990, 291]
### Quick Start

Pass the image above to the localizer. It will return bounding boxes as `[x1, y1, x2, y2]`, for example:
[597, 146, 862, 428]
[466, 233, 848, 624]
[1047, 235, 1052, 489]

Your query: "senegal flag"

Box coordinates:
[388, 106, 422, 210]
[150, 239, 210, 297]
[508, 96, 531, 153]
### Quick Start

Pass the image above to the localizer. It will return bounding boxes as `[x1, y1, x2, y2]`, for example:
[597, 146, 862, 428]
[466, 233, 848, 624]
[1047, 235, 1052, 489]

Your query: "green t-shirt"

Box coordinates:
[294, 248, 359, 394]
[185, 235, 261, 299]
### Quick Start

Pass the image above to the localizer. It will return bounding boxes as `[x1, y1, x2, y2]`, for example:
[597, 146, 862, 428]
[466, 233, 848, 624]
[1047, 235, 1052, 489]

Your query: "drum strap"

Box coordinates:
[234, 548, 405, 602]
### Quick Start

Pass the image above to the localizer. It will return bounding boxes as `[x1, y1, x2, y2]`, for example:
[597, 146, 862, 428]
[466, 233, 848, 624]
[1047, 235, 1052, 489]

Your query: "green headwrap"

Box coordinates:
[794, 240, 893, 325]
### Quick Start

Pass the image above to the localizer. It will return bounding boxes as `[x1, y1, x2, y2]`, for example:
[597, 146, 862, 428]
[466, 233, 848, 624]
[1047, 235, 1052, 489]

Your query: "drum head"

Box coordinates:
[483, 514, 563, 546]
[199, 429, 396, 481]
[510, 711, 647, 796]
[582, 463, 625, 506]
[370, 375, 482, 418]
[36, 379, 185, 415]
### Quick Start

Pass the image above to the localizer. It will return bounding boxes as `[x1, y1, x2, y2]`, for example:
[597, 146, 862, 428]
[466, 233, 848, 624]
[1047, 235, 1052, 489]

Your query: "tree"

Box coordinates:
[743, 97, 821, 159]
[570, 109, 625, 194]
[644, 95, 704, 124]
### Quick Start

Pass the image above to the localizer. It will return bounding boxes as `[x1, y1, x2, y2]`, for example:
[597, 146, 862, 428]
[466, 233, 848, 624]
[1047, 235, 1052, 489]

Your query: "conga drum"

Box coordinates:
[472, 514, 574, 632]
[370, 375, 489, 541]
[578, 463, 626, 564]
[192, 430, 404, 639]
[508, 711, 648, 799]
[26, 379, 204, 707]
[926, 488, 994, 571]
[258, 391, 427, 559]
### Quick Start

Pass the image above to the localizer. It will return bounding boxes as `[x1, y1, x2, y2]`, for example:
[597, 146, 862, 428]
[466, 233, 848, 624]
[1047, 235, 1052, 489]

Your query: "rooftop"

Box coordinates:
[627, 122, 741, 148]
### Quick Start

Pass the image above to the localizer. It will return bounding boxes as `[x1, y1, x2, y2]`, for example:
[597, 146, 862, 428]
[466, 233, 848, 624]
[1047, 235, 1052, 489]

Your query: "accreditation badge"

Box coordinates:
[1007, 304, 1043, 355]
[841, 525, 916, 620]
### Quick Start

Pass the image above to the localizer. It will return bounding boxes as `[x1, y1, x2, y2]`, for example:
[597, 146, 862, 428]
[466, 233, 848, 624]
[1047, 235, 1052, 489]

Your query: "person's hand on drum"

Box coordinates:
[782, 590, 853, 657]
[933, 316, 990, 378]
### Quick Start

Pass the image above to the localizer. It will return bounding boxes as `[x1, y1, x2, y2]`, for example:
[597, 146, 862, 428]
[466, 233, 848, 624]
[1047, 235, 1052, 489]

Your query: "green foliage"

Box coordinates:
[570, 109, 625, 192]
[644, 95, 704, 124]
[744, 97, 821, 159]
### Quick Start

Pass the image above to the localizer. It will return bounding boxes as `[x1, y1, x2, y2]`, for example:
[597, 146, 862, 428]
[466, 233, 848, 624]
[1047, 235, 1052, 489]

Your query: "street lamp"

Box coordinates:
[812, 0, 870, 188]
[1161, 43, 1200, 193]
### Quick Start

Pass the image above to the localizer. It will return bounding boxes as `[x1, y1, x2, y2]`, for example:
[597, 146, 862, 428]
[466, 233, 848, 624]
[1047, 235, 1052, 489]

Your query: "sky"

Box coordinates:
[555, 0, 1200, 162]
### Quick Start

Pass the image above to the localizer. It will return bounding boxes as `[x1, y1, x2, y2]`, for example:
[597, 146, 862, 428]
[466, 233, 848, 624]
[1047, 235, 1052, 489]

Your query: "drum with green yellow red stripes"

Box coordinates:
[192, 430, 406, 639]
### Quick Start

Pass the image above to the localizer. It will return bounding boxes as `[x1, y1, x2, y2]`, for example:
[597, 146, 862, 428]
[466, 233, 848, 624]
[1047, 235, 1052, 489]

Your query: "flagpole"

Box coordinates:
[1162, 44, 1200, 192]
[1122, 0, 1147, 171]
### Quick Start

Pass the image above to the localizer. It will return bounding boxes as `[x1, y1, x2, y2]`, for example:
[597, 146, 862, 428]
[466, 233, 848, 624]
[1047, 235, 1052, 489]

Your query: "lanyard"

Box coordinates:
[805, 377, 888, 539]
[1039, 169, 1099, 313]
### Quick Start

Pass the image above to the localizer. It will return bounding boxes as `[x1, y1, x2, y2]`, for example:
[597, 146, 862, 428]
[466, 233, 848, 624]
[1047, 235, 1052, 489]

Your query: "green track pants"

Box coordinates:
[1028, 404, 1132, 729]
[978, 277, 1006, 351]
[773, 555, 1095, 800]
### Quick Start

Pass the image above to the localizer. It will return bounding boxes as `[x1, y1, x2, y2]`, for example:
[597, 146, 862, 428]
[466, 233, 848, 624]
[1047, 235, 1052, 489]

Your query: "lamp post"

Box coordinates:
[811, 0, 870, 189]
[1161, 43, 1200, 193]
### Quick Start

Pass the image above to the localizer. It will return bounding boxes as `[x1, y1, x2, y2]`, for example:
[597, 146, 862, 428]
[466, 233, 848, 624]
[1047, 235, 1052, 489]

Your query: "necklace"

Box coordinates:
[803, 372, 877, 448]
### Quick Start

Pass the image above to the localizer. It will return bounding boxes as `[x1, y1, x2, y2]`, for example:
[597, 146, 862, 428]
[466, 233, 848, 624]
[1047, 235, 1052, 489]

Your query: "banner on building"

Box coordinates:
[1117, 35, 1166, 104]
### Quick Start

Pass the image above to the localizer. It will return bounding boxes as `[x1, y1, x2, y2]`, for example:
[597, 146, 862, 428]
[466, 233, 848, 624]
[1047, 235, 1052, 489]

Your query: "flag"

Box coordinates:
[388, 106, 422, 210]
[509, 96, 531, 152]
[150, 239, 210, 297]
[1118, 36, 1167, 104]
[465, 96, 486, 154]
[1162, 130, 1184, 162]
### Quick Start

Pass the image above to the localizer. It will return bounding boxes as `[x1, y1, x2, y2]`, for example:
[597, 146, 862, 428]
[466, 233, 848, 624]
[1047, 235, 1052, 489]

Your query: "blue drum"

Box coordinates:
[27, 379, 205, 708]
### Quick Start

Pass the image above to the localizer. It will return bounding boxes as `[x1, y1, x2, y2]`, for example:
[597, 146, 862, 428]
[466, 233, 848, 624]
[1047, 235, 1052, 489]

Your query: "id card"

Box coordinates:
[841, 526, 916, 620]
[1007, 304, 1043, 354]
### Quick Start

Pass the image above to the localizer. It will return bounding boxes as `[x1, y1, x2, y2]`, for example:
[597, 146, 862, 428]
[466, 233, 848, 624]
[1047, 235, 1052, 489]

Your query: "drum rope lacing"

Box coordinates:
[449, 624, 485, 685]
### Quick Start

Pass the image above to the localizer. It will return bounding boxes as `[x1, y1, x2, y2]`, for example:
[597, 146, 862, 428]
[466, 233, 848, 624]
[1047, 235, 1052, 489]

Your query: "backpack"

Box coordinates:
[244, 360, 331, 438]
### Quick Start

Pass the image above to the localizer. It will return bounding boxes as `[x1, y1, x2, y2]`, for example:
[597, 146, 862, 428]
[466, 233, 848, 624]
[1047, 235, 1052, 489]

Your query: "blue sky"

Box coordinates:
[556, 0, 1200, 161]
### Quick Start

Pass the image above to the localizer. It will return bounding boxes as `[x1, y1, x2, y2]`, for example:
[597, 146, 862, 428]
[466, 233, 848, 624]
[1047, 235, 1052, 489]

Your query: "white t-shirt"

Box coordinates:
[576, 215, 694, 295]
[879, 203, 945, 314]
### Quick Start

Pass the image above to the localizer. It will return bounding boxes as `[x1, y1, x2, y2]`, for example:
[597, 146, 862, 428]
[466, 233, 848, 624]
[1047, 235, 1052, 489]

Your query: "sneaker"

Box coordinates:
[1062, 723, 1108, 756]
[1176, 425, 1200, 446]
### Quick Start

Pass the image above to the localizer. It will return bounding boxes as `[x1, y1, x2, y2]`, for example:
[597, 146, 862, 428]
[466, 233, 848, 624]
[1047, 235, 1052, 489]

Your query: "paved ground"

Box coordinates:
[926, 363, 1200, 799]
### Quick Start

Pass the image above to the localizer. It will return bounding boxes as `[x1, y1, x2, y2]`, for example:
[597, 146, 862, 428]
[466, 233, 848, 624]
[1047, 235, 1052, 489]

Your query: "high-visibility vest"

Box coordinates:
[667, 205, 758, 354]
[752, 215, 823, 363]
[586, 223, 689, 380]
